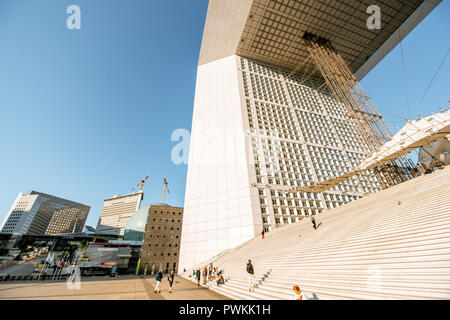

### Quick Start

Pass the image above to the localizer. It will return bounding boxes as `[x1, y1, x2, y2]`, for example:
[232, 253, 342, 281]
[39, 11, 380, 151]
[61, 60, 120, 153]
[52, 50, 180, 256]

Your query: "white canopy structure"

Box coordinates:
[301, 109, 450, 193]
[419, 137, 450, 170]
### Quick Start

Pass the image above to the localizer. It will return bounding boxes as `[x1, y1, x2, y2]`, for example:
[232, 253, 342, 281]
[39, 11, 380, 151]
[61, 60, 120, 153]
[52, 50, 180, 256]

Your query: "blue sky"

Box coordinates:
[0, 0, 448, 228]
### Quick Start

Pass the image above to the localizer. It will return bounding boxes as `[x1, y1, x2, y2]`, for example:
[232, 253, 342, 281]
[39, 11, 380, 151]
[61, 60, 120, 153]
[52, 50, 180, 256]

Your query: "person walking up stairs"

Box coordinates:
[246, 259, 257, 292]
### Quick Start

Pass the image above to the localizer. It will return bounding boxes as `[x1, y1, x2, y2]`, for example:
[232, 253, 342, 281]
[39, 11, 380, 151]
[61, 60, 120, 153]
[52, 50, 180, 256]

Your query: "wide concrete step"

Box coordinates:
[209, 282, 285, 300]
[260, 275, 450, 292]
[219, 268, 450, 298]
[190, 168, 450, 300]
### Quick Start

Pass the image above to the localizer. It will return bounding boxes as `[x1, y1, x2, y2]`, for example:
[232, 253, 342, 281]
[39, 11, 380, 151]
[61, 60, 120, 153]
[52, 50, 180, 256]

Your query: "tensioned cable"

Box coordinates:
[399, 33, 411, 120]
[380, 110, 408, 121]
[414, 48, 450, 111]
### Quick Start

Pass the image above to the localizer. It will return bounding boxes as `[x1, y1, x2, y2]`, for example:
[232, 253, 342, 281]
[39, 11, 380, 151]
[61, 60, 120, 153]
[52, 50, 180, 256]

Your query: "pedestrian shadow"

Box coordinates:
[316, 222, 322, 229]
[309, 293, 319, 300]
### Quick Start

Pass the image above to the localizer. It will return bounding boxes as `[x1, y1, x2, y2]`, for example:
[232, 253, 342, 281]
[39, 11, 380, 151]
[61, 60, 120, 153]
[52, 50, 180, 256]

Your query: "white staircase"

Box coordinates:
[182, 167, 450, 300]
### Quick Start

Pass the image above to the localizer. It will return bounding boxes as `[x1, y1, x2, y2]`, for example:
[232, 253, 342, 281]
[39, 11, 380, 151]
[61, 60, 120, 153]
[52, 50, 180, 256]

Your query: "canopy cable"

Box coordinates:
[415, 48, 450, 111]
[398, 32, 412, 120]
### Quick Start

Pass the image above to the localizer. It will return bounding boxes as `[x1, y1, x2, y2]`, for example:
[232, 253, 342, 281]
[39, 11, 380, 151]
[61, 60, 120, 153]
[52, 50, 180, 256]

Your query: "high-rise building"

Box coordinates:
[96, 192, 143, 236]
[139, 203, 184, 274]
[179, 0, 441, 272]
[0, 191, 90, 235]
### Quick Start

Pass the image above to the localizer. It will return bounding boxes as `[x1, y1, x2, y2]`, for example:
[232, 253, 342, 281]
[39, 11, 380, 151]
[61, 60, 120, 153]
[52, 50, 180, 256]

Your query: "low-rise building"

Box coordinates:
[139, 203, 183, 274]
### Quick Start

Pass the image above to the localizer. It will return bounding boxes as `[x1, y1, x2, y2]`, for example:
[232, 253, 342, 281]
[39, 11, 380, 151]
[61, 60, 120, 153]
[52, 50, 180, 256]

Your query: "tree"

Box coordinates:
[80, 239, 88, 249]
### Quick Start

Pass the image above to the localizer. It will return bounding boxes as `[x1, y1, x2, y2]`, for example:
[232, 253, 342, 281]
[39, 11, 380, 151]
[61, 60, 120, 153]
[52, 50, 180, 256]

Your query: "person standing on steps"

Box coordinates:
[154, 269, 163, 293]
[246, 259, 257, 292]
[208, 263, 213, 281]
[217, 274, 225, 287]
[261, 230, 265, 239]
[203, 266, 208, 285]
[311, 216, 317, 230]
[168, 270, 175, 293]
[196, 268, 201, 286]
[212, 267, 218, 281]
[293, 285, 307, 300]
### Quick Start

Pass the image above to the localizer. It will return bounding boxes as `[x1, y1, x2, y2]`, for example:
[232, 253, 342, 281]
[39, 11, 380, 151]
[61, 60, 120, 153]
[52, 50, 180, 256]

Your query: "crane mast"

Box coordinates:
[162, 177, 169, 203]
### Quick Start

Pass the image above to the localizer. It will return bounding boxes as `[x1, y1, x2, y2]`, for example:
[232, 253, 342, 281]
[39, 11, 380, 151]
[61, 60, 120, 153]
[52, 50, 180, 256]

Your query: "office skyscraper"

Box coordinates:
[179, 0, 441, 272]
[96, 192, 143, 236]
[0, 191, 90, 235]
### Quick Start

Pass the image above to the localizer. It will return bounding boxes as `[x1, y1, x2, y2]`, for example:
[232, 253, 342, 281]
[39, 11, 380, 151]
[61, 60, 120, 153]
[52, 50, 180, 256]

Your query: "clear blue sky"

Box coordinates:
[0, 0, 448, 228]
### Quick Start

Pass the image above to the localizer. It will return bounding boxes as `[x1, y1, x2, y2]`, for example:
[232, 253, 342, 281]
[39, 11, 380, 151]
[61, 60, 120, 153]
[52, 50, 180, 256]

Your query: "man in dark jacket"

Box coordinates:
[246, 259, 257, 292]
[311, 216, 317, 230]
[154, 269, 163, 293]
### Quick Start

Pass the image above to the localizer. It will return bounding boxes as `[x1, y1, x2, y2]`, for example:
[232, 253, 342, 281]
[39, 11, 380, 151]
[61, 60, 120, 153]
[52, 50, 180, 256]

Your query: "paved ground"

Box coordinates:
[0, 275, 231, 300]
[0, 257, 43, 276]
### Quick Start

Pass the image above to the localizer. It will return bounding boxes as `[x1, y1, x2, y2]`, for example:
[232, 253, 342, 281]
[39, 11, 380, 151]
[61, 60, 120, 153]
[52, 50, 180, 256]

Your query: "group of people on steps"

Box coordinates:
[192, 263, 225, 287]
[184, 220, 318, 298]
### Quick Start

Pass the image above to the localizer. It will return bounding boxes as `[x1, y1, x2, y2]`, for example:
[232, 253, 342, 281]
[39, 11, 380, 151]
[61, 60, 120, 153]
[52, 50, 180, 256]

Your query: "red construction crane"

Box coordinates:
[132, 176, 149, 192]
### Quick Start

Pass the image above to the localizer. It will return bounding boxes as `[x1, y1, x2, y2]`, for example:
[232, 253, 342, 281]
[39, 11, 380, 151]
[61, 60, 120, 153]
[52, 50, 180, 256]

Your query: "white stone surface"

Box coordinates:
[186, 166, 450, 300]
[179, 55, 259, 272]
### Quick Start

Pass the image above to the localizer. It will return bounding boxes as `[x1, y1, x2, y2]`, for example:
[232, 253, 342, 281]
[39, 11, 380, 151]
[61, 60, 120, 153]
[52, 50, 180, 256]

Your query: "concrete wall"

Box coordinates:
[179, 55, 260, 273]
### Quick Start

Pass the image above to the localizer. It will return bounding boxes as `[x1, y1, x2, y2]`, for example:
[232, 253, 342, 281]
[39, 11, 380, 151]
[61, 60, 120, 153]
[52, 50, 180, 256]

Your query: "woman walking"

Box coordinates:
[168, 270, 175, 293]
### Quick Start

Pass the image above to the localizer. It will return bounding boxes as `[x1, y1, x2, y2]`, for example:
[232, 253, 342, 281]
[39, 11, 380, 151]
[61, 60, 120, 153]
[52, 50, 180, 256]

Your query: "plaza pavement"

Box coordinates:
[0, 275, 230, 300]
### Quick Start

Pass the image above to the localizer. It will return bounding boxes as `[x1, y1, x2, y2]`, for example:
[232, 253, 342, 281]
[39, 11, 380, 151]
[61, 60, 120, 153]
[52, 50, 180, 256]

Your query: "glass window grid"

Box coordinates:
[241, 57, 381, 225]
